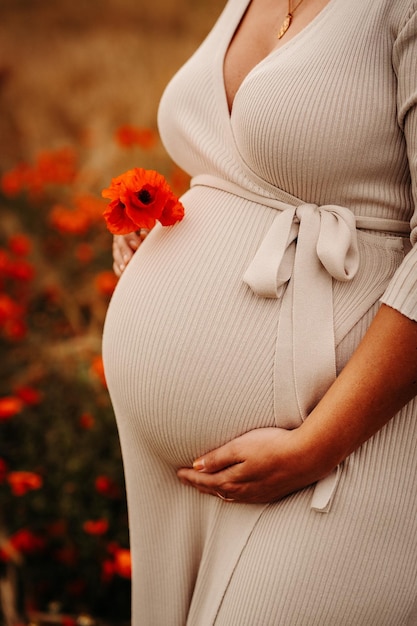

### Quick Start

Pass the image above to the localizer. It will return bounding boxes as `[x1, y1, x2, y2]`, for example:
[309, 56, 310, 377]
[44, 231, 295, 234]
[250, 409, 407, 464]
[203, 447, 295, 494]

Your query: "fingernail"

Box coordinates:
[119, 263, 125, 272]
[128, 239, 139, 249]
[123, 254, 130, 263]
[193, 458, 205, 471]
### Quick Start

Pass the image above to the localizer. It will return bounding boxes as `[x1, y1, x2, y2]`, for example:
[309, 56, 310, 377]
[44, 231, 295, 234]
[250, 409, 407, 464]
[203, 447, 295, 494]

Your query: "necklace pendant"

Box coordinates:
[277, 13, 292, 39]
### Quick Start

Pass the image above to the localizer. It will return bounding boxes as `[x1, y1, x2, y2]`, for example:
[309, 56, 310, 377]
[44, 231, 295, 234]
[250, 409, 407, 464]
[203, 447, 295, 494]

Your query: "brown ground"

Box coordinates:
[0, 0, 224, 182]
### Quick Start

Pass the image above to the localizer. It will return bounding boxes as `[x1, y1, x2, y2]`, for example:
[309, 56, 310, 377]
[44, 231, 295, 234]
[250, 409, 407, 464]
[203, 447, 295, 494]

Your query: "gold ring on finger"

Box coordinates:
[215, 490, 235, 502]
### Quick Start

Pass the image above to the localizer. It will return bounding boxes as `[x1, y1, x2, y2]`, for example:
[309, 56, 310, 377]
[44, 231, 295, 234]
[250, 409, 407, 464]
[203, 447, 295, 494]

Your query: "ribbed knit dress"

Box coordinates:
[102, 0, 417, 623]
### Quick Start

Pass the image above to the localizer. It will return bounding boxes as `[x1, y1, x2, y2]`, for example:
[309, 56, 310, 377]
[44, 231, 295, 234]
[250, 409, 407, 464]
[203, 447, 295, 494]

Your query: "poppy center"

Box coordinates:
[137, 188, 153, 204]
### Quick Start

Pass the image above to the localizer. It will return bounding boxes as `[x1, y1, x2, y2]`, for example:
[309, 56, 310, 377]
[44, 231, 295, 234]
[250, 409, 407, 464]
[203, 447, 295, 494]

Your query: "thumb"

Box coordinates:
[193, 440, 242, 473]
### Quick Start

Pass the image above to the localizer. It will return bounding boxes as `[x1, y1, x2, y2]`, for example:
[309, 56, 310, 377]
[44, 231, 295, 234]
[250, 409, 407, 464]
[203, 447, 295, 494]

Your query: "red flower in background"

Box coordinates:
[8, 234, 32, 257]
[6, 258, 35, 281]
[101, 558, 115, 583]
[0, 147, 77, 198]
[90, 355, 107, 387]
[49, 204, 91, 236]
[115, 124, 157, 150]
[35, 147, 78, 187]
[10, 528, 45, 554]
[95, 475, 119, 498]
[0, 294, 20, 321]
[49, 194, 106, 236]
[0, 249, 9, 275]
[0, 529, 45, 562]
[95, 270, 118, 297]
[7, 471, 43, 496]
[114, 548, 131, 578]
[4, 317, 27, 341]
[102, 167, 185, 234]
[0, 163, 31, 197]
[0, 459, 8, 483]
[103, 543, 131, 580]
[0, 396, 24, 420]
[14, 385, 42, 406]
[79, 412, 95, 430]
[83, 518, 109, 535]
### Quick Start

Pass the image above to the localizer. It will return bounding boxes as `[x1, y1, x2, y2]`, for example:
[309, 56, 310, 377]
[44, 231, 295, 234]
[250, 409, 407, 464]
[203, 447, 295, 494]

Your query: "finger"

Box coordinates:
[113, 235, 135, 261]
[113, 260, 122, 278]
[112, 234, 136, 274]
[177, 465, 242, 495]
[127, 232, 142, 249]
[192, 440, 244, 474]
[137, 228, 150, 242]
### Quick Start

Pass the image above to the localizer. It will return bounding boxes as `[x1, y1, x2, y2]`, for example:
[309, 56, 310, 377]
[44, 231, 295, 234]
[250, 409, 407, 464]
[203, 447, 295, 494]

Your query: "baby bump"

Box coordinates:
[103, 187, 408, 468]
[102, 188, 283, 467]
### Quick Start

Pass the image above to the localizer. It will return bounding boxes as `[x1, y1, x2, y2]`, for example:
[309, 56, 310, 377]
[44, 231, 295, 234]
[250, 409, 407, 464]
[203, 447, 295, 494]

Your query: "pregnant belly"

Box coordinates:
[102, 187, 283, 467]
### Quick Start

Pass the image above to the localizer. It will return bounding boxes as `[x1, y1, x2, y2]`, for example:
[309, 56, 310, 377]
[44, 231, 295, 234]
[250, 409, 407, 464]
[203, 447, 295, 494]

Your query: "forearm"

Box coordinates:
[299, 303, 417, 476]
[178, 304, 417, 504]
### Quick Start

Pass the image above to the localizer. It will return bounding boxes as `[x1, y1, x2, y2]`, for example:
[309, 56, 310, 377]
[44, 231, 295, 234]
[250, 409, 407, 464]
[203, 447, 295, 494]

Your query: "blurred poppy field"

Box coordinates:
[0, 0, 222, 622]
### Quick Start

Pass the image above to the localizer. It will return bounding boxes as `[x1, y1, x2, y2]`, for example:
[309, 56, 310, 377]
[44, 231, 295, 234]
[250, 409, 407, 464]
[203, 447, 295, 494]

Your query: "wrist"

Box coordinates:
[295, 417, 345, 481]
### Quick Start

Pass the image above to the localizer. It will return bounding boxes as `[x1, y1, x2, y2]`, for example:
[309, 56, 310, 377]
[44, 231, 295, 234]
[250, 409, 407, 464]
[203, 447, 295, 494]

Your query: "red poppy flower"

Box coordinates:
[6, 259, 35, 281]
[83, 518, 109, 535]
[14, 385, 42, 406]
[0, 458, 8, 482]
[101, 558, 116, 583]
[0, 164, 30, 197]
[160, 194, 187, 226]
[0, 294, 21, 325]
[90, 355, 107, 387]
[10, 529, 45, 554]
[0, 396, 24, 420]
[115, 125, 157, 150]
[95, 475, 119, 498]
[7, 471, 43, 496]
[8, 234, 32, 257]
[114, 548, 132, 578]
[102, 167, 185, 234]
[49, 204, 91, 235]
[95, 270, 118, 296]
[35, 147, 78, 187]
[79, 412, 95, 430]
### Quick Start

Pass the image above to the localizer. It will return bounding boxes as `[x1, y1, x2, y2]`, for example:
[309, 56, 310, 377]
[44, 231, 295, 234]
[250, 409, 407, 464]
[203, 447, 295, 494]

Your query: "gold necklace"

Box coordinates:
[277, 0, 306, 39]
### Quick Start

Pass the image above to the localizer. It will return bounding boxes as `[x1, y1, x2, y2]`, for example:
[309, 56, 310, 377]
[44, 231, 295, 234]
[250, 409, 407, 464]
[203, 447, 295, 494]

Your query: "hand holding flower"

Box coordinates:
[112, 231, 146, 277]
[102, 167, 185, 235]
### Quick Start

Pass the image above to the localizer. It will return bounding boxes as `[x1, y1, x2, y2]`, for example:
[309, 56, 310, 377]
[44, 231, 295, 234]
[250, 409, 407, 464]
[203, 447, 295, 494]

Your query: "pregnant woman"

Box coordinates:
[103, 0, 417, 623]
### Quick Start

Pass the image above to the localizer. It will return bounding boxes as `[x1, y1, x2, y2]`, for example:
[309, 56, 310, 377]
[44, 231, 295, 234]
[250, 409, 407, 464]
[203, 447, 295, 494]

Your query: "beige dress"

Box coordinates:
[102, 0, 417, 623]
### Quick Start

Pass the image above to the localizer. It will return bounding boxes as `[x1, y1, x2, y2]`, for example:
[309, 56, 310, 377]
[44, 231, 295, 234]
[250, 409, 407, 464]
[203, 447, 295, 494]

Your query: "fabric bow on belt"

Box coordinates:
[190, 176, 363, 511]
[243, 202, 360, 424]
[242, 202, 360, 512]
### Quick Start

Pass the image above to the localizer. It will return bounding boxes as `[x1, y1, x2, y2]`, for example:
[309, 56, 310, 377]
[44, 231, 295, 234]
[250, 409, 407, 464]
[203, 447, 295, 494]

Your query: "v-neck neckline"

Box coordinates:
[219, 0, 338, 118]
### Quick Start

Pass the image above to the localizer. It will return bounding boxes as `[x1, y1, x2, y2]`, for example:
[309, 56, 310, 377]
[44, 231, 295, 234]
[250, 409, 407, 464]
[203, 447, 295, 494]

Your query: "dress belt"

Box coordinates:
[191, 174, 410, 512]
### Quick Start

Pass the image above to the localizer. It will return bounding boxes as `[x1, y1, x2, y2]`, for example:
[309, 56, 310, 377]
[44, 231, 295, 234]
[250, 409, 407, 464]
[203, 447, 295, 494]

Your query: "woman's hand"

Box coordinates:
[177, 427, 328, 504]
[112, 230, 149, 277]
[178, 305, 417, 505]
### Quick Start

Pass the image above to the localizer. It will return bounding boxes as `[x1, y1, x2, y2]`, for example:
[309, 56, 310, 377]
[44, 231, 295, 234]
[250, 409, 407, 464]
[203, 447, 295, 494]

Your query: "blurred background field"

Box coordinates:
[0, 0, 223, 622]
